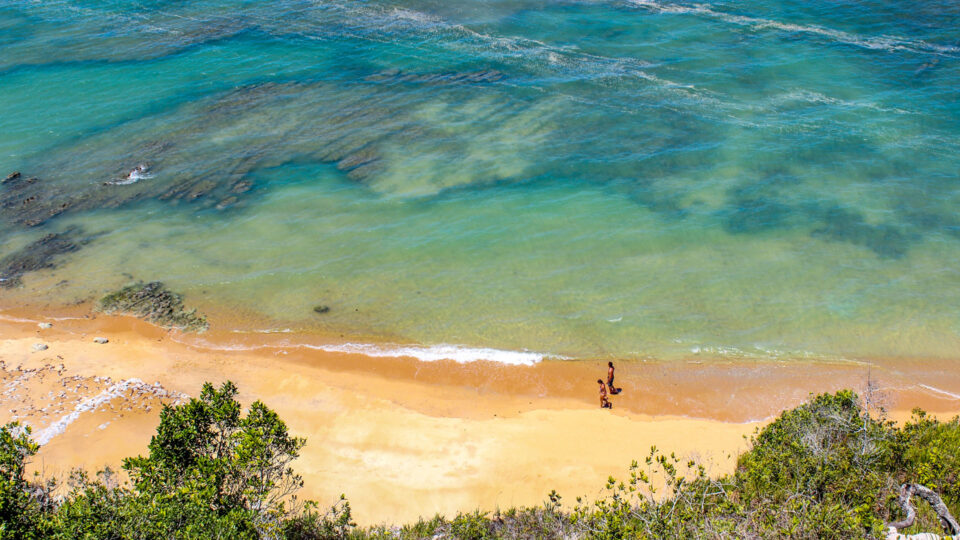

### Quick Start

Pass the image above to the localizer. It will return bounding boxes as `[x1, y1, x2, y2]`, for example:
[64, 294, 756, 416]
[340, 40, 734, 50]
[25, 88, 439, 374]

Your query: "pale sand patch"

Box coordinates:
[0, 307, 957, 525]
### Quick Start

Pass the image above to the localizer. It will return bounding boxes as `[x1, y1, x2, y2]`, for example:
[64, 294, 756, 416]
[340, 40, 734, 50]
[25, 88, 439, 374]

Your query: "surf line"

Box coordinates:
[917, 384, 960, 401]
[625, 0, 960, 57]
[33, 379, 187, 445]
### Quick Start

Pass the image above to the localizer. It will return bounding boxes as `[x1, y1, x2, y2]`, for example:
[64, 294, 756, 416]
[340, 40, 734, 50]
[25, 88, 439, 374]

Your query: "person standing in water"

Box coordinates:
[607, 362, 621, 395]
[597, 379, 612, 409]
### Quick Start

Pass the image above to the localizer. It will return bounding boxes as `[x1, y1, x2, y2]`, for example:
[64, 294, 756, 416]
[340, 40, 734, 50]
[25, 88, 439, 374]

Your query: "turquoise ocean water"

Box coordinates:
[1, 0, 959, 363]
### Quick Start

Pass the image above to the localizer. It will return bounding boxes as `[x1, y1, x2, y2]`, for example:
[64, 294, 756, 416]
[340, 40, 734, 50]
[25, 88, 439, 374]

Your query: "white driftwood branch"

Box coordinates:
[886, 529, 954, 540]
[885, 483, 960, 540]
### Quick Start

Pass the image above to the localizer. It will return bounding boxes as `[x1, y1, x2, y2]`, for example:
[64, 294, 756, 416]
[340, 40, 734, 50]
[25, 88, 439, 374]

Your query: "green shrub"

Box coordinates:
[899, 410, 960, 505]
[734, 390, 897, 537]
[0, 423, 48, 539]
[450, 510, 495, 539]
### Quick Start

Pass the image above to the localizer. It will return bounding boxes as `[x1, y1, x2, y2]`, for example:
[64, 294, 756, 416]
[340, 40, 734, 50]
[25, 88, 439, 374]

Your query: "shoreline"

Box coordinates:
[3, 298, 959, 422]
[1, 303, 959, 524]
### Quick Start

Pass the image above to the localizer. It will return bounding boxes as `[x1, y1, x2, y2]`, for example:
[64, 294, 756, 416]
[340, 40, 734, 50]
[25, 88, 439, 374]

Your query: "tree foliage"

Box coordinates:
[6, 381, 352, 539]
[118, 381, 307, 537]
[0, 423, 48, 539]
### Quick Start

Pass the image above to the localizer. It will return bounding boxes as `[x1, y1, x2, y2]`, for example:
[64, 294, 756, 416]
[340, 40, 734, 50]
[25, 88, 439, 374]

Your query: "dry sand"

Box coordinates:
[0, 305, 958, 525]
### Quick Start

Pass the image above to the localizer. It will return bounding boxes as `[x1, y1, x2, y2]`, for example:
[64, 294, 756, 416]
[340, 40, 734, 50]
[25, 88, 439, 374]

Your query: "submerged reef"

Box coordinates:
[1, 61, 949, 266]
[363, 68, 507, 85]
[97, 282, 208, 332]
[0, 73, 547, 229]
[0, 227, 84, 288]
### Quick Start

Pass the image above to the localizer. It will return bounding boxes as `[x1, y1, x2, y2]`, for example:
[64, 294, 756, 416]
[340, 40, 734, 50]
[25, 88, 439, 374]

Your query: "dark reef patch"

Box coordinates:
[97, 281, 209, 332]
[0, 227, 84, 288]
[722, 196, 792, 234]
[721, 173, 797, 234]
[807, 204, 913, 259]
[363, 68, 506, 85]
[0, 76, 534, 234]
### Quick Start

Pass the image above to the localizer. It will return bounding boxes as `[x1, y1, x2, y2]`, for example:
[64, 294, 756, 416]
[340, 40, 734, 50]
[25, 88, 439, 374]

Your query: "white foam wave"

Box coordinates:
[0, 313, 37, 324]
[172, 335, 554, 365]
[917, 384, 960, 400]
[34, 378, 186, 445]
[319, 3, 701, 93]
[768, 89, 916, 116]
[303, 342, 551, 366]
[687, 343, 864, 364]
[626, 0, 960, 56]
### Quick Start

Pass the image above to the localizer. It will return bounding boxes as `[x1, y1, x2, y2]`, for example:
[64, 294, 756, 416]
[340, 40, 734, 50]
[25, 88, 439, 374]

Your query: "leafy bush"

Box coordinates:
[0, 423, 49, 539]
[734, 390, 897, 538]
[899, 410, 960, 507]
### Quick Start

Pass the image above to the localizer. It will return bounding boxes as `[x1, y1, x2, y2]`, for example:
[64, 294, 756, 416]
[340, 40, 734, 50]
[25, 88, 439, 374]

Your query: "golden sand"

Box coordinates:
[0, 305, 958, 525]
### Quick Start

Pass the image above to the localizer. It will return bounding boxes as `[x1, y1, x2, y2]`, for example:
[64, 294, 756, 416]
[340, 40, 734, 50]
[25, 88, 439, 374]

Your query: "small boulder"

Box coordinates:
[2, 172, 20, 184]
[32, 343, 48, 352]
[93, 337, 109, 344]
[38, 322, 52, 329]
[313, 305, 331, 314]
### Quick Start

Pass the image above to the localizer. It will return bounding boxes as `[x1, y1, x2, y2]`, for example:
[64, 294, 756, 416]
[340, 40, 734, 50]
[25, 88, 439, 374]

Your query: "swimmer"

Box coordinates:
[127, 163, 149, 181]
[107, 163, 151, 185]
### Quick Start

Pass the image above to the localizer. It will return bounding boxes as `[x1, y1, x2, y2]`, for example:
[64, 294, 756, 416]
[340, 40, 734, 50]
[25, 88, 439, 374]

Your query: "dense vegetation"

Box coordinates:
[2, 383, 958, 539]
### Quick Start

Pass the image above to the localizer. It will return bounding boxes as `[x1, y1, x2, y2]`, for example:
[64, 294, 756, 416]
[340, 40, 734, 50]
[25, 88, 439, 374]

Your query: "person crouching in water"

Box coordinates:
[598, 379, 612, 409]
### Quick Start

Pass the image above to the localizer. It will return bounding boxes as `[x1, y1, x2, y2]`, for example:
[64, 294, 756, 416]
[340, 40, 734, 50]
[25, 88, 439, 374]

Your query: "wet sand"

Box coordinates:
[0, 304, 958, 525]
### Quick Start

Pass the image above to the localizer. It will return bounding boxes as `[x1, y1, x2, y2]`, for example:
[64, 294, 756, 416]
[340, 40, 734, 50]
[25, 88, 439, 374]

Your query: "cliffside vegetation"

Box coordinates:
[1, 384, 958, 539]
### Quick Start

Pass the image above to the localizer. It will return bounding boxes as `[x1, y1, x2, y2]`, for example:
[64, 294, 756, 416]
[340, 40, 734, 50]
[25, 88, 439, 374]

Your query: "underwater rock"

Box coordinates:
[93, 337, 109, 344]
[3, 172, 20, 184]
[0, 227, 83, 288]
[215, 196, 238, 210]
[363, 68, 400, 81]
[313, 305, 331, 314]
[336, 147, 379, 173]
[97, 281, 208, 332]
[1, 176, 76, 227]
[32, 343, 48, 352]
[914, 57, 940, 77]
[231, 180, 253, 194]
[365, 68, 506, 85]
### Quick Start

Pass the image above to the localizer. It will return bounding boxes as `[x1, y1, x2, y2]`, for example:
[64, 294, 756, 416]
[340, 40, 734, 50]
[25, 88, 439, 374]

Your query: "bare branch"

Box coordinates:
[888, 483, 960, 536]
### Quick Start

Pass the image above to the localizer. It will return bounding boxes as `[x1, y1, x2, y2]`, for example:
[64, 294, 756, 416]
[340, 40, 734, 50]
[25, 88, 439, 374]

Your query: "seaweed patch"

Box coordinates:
[97, 281, 209, 332]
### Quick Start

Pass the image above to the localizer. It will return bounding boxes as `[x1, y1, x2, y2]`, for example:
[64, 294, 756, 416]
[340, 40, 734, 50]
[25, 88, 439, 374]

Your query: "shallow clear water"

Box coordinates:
[1, 0, 959, 361]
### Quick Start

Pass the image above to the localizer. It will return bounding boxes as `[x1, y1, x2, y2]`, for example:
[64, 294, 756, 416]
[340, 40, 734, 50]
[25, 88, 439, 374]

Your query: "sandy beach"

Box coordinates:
[1, 303, 959, 526]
